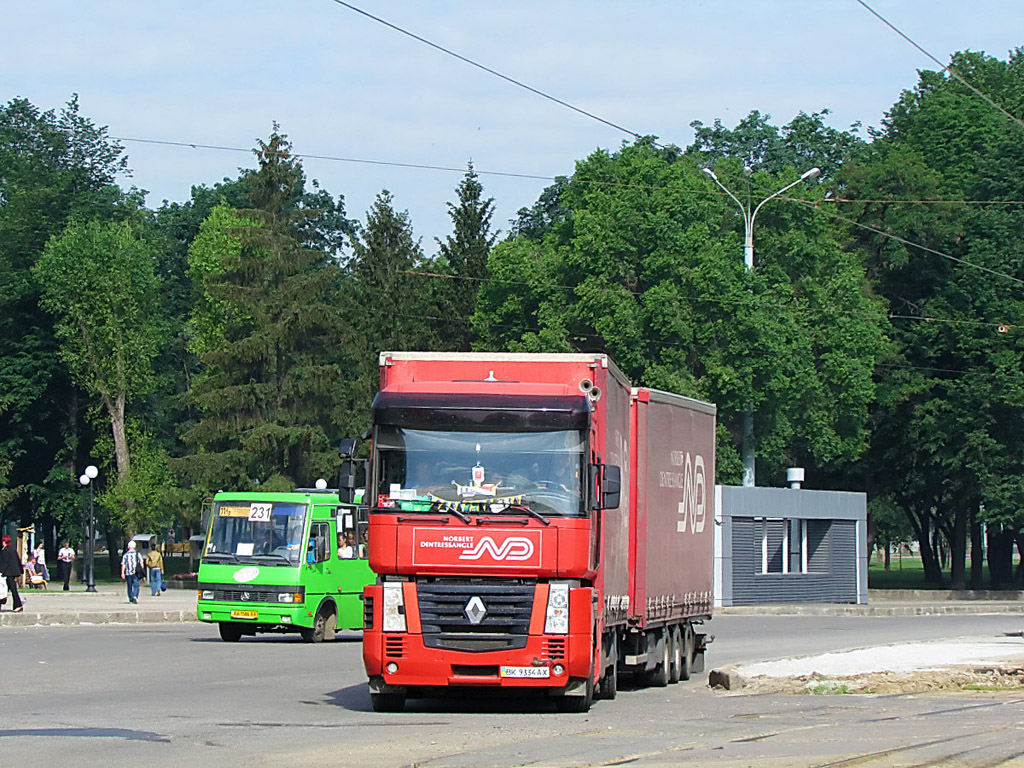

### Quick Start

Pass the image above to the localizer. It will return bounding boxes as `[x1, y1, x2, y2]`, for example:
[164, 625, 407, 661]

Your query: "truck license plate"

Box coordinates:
[230, 610, 258, 619]
[500, 666, 550, 679]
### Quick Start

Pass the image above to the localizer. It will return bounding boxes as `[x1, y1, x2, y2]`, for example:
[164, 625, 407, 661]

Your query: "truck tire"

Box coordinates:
[370, 691, 406, 712]
[556, 676, 594, 713]
[644, 630, 670, 687]
[679, 624, 695, 681]
[218, 622, 243, 642]
[668, 625, 682, 684]
[598, 659, 618, 700]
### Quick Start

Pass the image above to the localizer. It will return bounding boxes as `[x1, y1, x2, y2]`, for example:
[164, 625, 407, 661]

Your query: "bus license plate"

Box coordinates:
[230, 610, 258, 620]
[500, 666, 549, 679]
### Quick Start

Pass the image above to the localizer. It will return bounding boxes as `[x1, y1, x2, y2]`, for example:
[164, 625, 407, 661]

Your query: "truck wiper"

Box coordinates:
[431, 500, 471, 524]
[499, 502, 550, 526]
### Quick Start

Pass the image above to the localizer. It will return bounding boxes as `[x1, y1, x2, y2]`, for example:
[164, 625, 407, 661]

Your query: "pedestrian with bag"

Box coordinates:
[57, 541, 75, 591]
[0, 534, 24, 612]
[145, 544, 165, 596]
[33, 541, 49, 581]
[120, 540, 144, 604]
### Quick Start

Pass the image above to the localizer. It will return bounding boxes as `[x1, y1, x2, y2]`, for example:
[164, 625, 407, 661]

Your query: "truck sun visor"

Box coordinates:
[371, 392, 591, 431]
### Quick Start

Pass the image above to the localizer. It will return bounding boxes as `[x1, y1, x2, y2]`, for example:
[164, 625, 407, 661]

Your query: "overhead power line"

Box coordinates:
[854, 0, 1024, 131]
[329, 0, 646, 142]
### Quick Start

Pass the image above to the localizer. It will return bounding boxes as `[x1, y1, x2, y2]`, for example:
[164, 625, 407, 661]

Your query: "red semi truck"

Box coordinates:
[360, 352, 715, 712]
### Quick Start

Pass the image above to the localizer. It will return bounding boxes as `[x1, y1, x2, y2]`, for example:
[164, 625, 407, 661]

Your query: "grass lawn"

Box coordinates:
[869, 554, 1017, 590]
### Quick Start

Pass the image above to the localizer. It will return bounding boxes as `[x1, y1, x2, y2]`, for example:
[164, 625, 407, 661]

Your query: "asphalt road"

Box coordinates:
[2, 614, 1023, 767]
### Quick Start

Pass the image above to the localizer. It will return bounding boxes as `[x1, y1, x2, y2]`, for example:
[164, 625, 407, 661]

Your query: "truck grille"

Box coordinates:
[417, 581, 535, 653]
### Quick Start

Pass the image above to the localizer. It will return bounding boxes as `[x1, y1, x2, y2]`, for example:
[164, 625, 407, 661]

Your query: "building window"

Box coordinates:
[759, 518, 808, 574]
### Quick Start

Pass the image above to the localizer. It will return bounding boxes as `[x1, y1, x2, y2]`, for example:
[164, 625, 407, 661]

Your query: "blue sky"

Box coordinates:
[4, 1, 1023, 251]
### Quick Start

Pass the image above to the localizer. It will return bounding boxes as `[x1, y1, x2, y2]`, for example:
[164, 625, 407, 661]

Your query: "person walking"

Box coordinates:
[57, 541, 75, 591]
[0, 534, 24, 612]
[145, 544, 165, 596]
[120, 540, 143, 604]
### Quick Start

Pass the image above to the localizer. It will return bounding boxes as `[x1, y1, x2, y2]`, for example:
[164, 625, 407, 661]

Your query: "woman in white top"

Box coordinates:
[33, 543, 49, 581]
[57, 541, 75, 591]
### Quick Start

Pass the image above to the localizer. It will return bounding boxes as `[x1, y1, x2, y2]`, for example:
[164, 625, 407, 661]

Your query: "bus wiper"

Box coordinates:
[252, 554, 292, 566]
[201, 552, 238, 564]
[499, 502, 550, 526]
[431, 500, 471, 524]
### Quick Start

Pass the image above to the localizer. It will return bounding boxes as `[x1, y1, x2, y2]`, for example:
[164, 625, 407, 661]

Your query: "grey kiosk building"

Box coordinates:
[713, 483, 868, 606]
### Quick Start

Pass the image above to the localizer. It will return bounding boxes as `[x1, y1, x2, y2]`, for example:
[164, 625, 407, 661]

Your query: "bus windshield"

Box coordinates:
[375, 428, 586, 517]
[204, 501, 307, 565]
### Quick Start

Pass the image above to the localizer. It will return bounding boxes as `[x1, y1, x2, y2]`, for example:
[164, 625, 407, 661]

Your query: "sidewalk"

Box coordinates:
[0, 583, 198, 627]
[2, 583, 1024, 628]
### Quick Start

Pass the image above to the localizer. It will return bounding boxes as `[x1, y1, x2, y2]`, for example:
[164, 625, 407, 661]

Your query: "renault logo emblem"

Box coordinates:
[464, 596, 487, 625]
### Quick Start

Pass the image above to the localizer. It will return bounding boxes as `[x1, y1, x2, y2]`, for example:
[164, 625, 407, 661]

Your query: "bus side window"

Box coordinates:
[357, 506, 368, 559]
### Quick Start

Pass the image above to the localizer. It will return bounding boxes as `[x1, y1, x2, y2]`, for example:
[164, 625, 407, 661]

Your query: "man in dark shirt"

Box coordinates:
[0, 535, 24, 611]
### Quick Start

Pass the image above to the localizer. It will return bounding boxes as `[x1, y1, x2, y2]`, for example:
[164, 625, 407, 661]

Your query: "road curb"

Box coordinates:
[0, 610, 198, 627]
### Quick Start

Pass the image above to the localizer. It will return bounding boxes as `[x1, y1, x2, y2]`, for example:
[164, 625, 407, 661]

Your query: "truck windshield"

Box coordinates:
[375, 428, 586, 517]
[204, 502, 307, 565]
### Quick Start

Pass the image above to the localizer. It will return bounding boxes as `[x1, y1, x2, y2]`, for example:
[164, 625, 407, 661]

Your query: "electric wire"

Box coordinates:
[854, 0, 1024, 131]
[329, 0, 646, 142]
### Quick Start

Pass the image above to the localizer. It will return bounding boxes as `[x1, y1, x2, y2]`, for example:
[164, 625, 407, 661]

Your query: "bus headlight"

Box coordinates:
[278, 593, 302, 603]
[382, 583, 407, 632]
[200, 590, 214, 600]
[545, 582, 570, 634]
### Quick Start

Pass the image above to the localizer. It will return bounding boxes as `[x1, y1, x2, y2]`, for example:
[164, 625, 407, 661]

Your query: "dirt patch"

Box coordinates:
[736, 663, 1024, 695]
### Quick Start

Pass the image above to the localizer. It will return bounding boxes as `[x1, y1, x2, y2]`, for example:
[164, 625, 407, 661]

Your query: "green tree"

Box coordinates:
[345, 190, 436, 417]
[33, 219, 164, 531]
[0, 96, 133, 539]
[178, 131, 346, 492]
[846, 49, 1024, 588]
[432, 164, 497, 351]
[477, 139, 887, 483]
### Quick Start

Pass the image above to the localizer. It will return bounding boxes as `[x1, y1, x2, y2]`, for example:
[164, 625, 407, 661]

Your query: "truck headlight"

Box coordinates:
[382, 583, 407, 632]
[545, 582, 569, 634]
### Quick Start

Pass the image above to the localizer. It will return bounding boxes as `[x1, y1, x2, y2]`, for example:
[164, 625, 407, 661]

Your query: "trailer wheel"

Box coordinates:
[668, 625, 683, 684]
[679, 624, 695, 681]
[598, 658, 618, 700]
[218, 622, 243, 642]
[644, 630, 670, 687]
[370, 691, 406, 712]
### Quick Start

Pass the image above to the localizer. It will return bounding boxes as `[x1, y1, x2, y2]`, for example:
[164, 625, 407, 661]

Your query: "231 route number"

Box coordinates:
[248, 503, 272, 522]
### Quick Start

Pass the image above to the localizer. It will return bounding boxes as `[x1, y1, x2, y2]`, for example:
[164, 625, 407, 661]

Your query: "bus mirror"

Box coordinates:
[602, 465, 621, 510]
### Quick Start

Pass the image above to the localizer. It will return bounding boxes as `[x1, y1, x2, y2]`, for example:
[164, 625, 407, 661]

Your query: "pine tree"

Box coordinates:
[434, 164, 496, 351]
[179, 131, 344, 491]
[346, 191, 434, 408]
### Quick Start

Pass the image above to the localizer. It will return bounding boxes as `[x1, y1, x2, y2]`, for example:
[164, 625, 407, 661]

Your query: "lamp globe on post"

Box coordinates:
[702, 166, 821, 487]
[81, 465, 99, 592]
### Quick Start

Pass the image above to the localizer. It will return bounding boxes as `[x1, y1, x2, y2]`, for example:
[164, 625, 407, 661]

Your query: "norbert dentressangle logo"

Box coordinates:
[458, 536, 535, 562]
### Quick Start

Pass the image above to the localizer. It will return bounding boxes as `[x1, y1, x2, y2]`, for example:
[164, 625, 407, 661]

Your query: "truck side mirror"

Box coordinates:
[338, 437, 358, 459]
[602, 465, 621, 509]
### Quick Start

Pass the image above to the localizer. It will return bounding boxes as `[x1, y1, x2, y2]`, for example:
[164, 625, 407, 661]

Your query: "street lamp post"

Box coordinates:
[702, 166, 820, 487]
[78, 464, 99, 592]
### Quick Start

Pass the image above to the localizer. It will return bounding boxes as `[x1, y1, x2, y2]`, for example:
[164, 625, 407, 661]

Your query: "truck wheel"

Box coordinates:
[556, 676, 593, 713]
[668, 625, 682, 684]
[218, 622, 243, 642]
[679, 625, 695, 681]
[370, 691, 406, 712]
[598, 661, 617, 700]
[644, 631, 670, 687]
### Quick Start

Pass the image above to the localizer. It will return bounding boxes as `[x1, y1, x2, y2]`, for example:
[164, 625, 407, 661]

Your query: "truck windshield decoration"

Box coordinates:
[205, 502, 307, 565]
[376, 428, 586, 518]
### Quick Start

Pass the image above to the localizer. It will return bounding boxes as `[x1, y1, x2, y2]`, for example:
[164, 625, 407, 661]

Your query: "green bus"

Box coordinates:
[197, 490, 373, 642]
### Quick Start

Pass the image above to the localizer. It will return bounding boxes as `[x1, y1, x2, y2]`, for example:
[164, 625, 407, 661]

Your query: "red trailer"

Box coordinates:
[360, 353, 714, 711]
